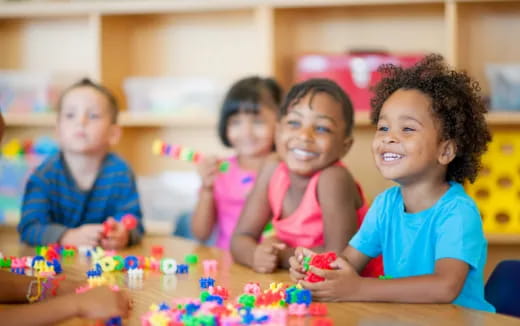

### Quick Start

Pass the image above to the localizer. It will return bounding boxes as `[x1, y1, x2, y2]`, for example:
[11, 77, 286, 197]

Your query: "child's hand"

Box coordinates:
[75, 286, 131, 320]
[55, 278, 83, 297]
[289, 247, 317, 282]
[60, 224, 103, 247]
[101, 217, 129, 250]
[299, 256, 361, 302]
[197, 156, 219, 189]
[253, 239, 286, 273]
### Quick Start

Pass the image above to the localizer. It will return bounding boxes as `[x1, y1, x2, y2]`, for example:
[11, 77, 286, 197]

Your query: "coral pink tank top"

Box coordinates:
[268, 161, 383, 277]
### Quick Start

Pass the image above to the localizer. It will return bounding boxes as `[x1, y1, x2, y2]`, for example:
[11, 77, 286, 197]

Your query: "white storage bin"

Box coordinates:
[123, 77, 223, 115]
[486, 64, 520, 111]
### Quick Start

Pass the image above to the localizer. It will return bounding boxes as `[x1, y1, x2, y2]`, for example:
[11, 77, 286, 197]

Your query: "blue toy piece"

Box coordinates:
[158, 302, 170, 311]
[105, 316, 122, 326]
[11, 267, 25, 275]
[205, 295, 223, 305]
[124, 256, 139, 270]
[51, 259, 62, 274]
[485, 260, 520, 317]
[296, 289, 312, 306]
[176, 264, 189, 274]
[31, 255, 45, 268]
[185, 303, 201, 316]
[199, 277, 215, 289]
[86, 268, 102, 278]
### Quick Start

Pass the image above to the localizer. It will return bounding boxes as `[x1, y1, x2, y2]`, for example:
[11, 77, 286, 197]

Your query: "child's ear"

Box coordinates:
[341, 136, 354, 158]
[108, 124, 122, 146]
[438, 139, 457, 165]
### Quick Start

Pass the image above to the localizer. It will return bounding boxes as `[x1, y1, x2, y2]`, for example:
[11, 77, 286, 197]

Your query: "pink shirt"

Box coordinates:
[213, 156, 256, 250]
[268, 161, 383, 277]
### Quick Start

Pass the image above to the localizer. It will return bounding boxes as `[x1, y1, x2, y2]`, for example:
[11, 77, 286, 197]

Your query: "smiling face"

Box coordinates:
[226, 105, 277, 158]
[277, 91, 351, 177]
[372, 88, 455, 185]
[57, 86, 119, 155]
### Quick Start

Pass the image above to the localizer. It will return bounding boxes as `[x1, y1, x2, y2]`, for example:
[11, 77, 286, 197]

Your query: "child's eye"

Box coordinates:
[89, 113, 101, 119]
[287, 120, 300, 128]
[64, 112, 75, 119]
[402, 127, 415, 132]
[253, 118, 265, 125]
[315, 126, 331, 133]
[377, 126, 388, 132]
[228, 118, 241, 126]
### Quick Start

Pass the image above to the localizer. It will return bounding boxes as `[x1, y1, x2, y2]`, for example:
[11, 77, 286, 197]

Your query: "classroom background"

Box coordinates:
[1, 0, 520, 280]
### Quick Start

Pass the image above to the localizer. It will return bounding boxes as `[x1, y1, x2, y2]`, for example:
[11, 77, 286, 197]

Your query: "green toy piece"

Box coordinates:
[185, 254, 199, 265]
[218, 161, 230, 173]
[302, 256, 311, 272]
[379, 275, 393, 280]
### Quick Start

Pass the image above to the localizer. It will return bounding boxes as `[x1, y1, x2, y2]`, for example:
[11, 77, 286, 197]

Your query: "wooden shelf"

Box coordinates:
[0, 0, 452, 17]
[3, 112, 216, 128]
[486, 233, 520, 245]
[485, 112, 520, 126]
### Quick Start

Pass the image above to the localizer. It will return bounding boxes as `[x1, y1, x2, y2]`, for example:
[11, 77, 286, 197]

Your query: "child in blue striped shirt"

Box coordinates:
[18, 78, 144, 249]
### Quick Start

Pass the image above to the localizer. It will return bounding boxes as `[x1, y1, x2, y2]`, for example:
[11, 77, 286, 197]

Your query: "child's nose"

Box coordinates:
[297, 126, 314, 142]
[382, 131, 398, 144]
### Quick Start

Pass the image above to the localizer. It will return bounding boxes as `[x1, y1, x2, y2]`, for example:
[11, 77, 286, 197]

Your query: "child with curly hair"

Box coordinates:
[289, 54, 495, 312]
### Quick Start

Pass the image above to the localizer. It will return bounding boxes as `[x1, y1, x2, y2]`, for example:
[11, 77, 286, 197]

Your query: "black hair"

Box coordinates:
[57, 78, 119, 123]
[279, 78, 354, 136]
[218, 76, 282, 147]
[370, 54, 491, 183]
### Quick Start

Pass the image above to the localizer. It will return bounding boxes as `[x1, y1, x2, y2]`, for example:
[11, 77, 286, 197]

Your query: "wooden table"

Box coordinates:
[0, 226, 518, 326]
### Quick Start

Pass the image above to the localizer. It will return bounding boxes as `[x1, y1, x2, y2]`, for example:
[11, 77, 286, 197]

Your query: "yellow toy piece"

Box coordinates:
[1, 138, 23, 158]
[99, 256, 116, 272]
[152, 139, 163, 155]
[466, 132, 520, 234]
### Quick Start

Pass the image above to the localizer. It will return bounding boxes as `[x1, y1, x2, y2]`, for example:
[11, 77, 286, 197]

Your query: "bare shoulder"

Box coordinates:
[317, 164, 360, 201]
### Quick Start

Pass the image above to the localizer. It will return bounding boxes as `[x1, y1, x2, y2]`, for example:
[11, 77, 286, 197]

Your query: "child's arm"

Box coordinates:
[302, 249, 468, 303]
[0, 286, 131, 326]
[230, 159, 279, 272]
[17, 174, 69, 246]
[102, 170, 144, 249]
[191, 156, 219, 242]
[279, 166, 361, 269]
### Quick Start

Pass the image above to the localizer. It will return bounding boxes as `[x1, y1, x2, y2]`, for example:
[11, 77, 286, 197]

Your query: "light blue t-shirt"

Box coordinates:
[350, 182, 495, 312]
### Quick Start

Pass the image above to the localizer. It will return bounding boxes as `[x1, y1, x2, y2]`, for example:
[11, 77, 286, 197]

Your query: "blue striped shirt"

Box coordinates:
[18, 152, 144, 246]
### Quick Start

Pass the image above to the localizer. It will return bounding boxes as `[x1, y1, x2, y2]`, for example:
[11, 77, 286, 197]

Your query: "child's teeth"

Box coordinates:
[292, 148, 318, 158]
[383, 153, 403, 161]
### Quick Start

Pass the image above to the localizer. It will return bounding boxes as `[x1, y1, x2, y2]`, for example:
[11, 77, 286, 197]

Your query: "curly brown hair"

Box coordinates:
[370, 54, 491, 184]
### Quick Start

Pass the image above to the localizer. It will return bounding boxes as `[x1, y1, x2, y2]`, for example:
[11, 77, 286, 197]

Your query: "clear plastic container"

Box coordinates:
[123, 77, 223, 115]
[485, 64, 520, 111]
[136, 171, 200, 235]
[0, 71, 80, 113]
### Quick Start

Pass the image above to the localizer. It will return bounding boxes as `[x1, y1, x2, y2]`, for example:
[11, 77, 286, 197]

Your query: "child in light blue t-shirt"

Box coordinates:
[288, 54, 495, 312]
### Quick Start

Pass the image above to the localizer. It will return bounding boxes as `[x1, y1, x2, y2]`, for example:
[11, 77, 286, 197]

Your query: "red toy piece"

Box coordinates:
[102, 219, 117, 237]
[305, 252, 337, 283]
[208, 285, 229, 300]
[151, 245, 164, 258]
[309, 303, 328, 316]
[121, 214, 138, 230]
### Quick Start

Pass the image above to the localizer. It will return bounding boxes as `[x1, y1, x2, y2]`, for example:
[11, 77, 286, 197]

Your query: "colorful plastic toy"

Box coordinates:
[160, 258, 177, 275]
[305, 252, 337, 283]
[203, 259, 218, 274]
[152, 140, 230, 172]
[185, 254, 199, 265]
[176, 264, 189, 274]
[199, 277, 215, 289]
[309, 303, 328, 316]
[151, 245, 164, 258]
